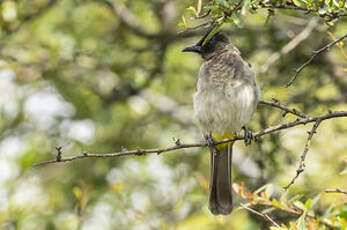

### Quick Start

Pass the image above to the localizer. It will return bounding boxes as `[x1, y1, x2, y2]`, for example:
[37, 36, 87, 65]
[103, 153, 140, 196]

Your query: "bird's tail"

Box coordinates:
[208, 142, 233, 215]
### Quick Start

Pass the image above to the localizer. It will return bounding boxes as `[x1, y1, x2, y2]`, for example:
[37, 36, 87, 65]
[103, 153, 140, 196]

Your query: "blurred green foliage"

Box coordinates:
[0, 0, 346, 229]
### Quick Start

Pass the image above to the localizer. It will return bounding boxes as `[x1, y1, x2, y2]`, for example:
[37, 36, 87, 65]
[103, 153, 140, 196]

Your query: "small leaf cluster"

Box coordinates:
[182, 0, 347, 29]
[235, 182, 347, 229]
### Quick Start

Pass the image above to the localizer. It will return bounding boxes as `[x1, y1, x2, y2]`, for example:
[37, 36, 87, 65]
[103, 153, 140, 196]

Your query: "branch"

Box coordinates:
[33, 110, 347, 166]
[284, 119, 322, 190]
[325, 188, 347, 195]
[286, 33, 347, 87]
[259, 98, 307, 118]
[259, 3, 347, 20]
[100, 0, 155, 39]
[240, 203, 280, 227]
[260, 18, 319, 73]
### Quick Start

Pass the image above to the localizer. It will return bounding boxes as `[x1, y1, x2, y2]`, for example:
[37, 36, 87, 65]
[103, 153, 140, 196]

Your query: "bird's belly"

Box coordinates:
[193, 84, 257, 136]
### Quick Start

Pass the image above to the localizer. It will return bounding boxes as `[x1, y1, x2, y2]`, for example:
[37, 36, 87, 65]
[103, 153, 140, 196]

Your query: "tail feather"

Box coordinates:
[208, 143, 233, 215]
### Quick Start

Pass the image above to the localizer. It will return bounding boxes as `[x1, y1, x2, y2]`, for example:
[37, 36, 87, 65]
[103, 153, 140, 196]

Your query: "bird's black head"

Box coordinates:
[182, 29, 229, 56]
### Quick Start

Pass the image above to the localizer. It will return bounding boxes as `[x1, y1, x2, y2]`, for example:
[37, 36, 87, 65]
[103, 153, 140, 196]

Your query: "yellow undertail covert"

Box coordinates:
[212, 132, 235, 150]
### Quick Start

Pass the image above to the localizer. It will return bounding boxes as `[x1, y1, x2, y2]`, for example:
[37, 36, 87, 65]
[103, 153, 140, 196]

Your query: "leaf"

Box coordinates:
[254, 184, 267, 194]
[289, 194, 303, 203]
[304, 199, 312, 210]
[73, 186, 83, 200]
[324, 202, 336, 217]
[293, 0, 307, 7]
[310, 194, 321, 209]
[265, 184, 274, 199]
[341, 167, 347, 174]
[216, 0, 230, 8]
[289, 221, 298, 230]
[181, 15, 187, 27]
[264, 9, 274, 27]
[296, 214, 307, 230]
[202, 22, 224, 46]
[272, 199, 282, 208]
[293, 201, 306, 210]
[232, 12, 243, 28]
[262, 207, 276, 214]
[186, 6, 197, 15]
[241, 0, 250, 15]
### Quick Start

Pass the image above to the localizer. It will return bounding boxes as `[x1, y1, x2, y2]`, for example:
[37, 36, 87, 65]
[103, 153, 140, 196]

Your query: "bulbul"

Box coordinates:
[182, 28, 260, 215]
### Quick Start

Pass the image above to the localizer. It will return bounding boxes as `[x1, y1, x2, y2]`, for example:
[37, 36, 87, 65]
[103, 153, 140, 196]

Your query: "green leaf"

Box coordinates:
[254, 184, 267, 194]
[272, 199, 282, 208]
[241, 0, 250, 15]
[265, 184, 274, 199]
[186, 6, 197, 15]
[310, 194, 321, 209]
[304, 199, 312, 210]
[202, 22, 224, 46]
[262, 207, 276, 214]
[340, 167, 347, 175]
[293, 0, 308, 7]
[296, 214, 307, 230]
[289, 194, 303, 203]
[339, 204, 347, 220]
[264, 9, 274, 27]
[232, 13, 243, 28]
[216, 0, 230, 8]
[293, 201, 306, 210]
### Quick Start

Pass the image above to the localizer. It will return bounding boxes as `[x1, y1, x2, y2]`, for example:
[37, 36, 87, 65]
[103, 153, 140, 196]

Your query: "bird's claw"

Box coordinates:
[242, 126, 253, 146]
[207, 133, 217, 155]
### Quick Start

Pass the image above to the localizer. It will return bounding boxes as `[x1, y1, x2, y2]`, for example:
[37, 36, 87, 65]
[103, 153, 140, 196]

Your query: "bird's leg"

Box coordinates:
[206, 132, 217, 155]
[242, 126, 253, 146]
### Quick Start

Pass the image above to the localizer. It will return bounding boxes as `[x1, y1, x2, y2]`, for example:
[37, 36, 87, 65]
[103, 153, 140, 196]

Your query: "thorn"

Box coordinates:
[55, 146, 63, 161]
[271, 98, 279, 103]
[135, 148, 143, 156]
[172, 137, 181, 146]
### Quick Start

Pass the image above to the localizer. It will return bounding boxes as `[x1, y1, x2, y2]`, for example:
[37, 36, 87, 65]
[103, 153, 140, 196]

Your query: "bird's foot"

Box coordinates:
[207, 133, 217, 155]
[242, 126, 253, 146]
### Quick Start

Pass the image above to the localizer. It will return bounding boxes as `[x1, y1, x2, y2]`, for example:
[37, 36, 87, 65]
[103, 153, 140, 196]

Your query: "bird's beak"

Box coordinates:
[181, 24, 217, 53]
[181, 45, 202, 53]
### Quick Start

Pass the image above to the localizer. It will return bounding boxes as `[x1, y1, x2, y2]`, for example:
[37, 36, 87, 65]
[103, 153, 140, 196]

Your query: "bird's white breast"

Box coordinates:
[193, 80, 259, 136]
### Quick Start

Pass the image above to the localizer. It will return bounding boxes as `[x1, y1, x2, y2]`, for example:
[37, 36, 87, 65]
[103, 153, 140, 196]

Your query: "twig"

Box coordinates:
[195, 10, 211, 19]
[178, 20, 215, 34]
[101, 0, 155, 38]
[286, 33, 347, 87]
[325, 188, 347, 195]
[260, 18, 319, 73]
[240, 203, 280, 227]
[33, 110, 347, 166]
[259, 99, 307, 118]
[326, 31, 347, 60]
[284, 119, 322, 190]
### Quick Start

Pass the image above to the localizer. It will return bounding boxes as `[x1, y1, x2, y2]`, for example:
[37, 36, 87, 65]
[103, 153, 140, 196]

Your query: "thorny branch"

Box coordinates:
[240, 203, 280, 227]
[259, 99, 307, 118]
[283, 119, 322, 190]
[325, 188, 347, 195]
[287, 33, 347, 87]
[33, 102, 346, 167]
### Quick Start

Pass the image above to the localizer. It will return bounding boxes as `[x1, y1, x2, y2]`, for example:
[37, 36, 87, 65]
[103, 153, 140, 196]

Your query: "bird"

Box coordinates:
[182, 27, 260, 215]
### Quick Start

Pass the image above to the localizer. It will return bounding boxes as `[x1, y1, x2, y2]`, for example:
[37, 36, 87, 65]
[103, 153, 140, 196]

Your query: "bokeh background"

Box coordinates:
[0, 0, 346, 229]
